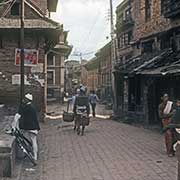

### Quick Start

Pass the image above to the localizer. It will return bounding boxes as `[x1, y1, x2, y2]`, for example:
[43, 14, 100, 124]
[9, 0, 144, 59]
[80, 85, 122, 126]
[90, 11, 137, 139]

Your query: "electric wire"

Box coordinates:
[78, 1, 110, 59]
[80, 7, 101, 53]
[71, 0, 118, 60]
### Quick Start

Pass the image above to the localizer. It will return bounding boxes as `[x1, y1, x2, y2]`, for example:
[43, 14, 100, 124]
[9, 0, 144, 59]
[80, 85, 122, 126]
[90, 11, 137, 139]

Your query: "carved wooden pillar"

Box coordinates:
[143, 78, 154, 124]
[123, 76, 129, 112]
[143, 83, 148, 123]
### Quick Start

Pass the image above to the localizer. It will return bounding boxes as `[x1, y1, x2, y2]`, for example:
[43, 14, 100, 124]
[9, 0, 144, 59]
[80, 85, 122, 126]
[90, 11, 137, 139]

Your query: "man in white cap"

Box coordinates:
[17, 93, 40, 162]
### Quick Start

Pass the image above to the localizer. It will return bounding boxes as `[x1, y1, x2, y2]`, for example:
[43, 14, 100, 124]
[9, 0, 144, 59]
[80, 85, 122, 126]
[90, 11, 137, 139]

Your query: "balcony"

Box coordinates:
[163, 0, 180, 18]
[116, 16, 134, 32]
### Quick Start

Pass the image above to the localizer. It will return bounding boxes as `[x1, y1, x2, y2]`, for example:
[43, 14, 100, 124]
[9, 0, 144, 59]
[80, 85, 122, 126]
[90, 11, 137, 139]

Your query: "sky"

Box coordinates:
[51, 0, 122, 60]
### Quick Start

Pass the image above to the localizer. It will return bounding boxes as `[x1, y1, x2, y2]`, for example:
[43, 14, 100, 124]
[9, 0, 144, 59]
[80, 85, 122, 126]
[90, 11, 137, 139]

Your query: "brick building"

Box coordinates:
[47, 31, 72, 102]
[65, 60, 80, 95]
[115, 0, 134, 112]
[83, 57, 99, 94]
[0, 0, 69, 113]
[96, 42, 112, 101]
[115, 0, 180, 125]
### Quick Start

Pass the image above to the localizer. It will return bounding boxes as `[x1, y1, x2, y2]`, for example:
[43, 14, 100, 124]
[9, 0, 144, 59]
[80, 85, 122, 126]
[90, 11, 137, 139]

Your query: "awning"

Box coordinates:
[115, 48, 180, 76]
[49, 44, 72, 57]
[139, 64, 180, 76]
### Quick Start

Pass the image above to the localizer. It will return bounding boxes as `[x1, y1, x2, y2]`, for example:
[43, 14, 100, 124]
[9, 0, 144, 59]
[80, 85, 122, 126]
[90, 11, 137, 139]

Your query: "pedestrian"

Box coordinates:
[171, 100, 180, 151]
[17, 93, 40, 161]
[158, 94, 174, 157]
[89, 90, 99, 117]
[68, 89, 80, 111]
[73, 88, 89, 112]
[172, 100, 180, 124]
[79, 84, 87, 95]
[73, 87, 90, 135]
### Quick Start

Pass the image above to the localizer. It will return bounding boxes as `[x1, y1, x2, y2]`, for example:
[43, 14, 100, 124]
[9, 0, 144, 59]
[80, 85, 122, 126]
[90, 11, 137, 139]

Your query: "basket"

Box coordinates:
[63, 111, 74, 122]
[79, 117, 90, 126]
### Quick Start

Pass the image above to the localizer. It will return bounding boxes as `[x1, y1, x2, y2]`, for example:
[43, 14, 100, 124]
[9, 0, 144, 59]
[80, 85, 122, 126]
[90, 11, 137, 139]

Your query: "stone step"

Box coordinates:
[0, 134, 16, 177]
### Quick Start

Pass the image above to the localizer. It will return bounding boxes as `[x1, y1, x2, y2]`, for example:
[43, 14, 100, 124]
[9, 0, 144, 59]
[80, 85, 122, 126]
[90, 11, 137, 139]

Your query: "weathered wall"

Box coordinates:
[81, 66, 88, 87]
[133, 0, 170, 40]
[31, 0, 47, 15]
[0, 32, 45, 111]
[97, 44, 112, 99]
[86, 70, 99, 93]
[133, 0, 180, 40]
[0, 1, 47, 18]
[5, 4, 41, 19]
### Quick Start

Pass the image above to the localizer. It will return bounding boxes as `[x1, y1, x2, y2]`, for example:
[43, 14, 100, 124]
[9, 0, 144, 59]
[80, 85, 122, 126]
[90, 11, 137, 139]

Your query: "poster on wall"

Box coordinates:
[15, 48, 38, 66]
[12, 74, 30, 85]
[31, 63, 44, 73]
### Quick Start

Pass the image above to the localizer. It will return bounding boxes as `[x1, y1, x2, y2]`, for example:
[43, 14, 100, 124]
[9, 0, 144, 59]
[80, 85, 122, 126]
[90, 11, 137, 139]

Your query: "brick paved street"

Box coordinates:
[18, 105, 177, 180]
[47, 103, 113, 117]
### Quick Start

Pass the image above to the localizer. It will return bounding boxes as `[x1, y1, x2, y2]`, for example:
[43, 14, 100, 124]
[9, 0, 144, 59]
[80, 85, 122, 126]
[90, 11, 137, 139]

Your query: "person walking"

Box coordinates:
[172, 100, 180, 124]
[17, 93, 40, 161]
[73, 87, 90, 135]
[68, 89, 80, 112]
[89, 90, 99, 117]
[159, 94, 174, 157]
[171, 99, 180, 151]
[73, 88, 90, 113]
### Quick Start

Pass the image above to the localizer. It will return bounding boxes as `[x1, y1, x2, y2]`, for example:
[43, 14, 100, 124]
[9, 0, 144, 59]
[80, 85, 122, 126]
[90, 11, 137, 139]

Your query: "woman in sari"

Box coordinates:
[158, 94, 174, 157]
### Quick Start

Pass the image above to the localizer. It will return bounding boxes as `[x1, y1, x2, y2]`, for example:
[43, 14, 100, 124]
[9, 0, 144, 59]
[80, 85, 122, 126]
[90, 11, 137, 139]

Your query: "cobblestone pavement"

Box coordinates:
[47, 103, 113, 117]
[18, 105, 177, 180]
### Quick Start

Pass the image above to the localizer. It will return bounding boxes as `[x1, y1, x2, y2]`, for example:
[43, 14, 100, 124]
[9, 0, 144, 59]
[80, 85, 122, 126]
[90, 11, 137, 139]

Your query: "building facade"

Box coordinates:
[47, 31, 72, 102]
[115, 0, 134, 112]
[0, 0, 66, 113]
[83, 58, 99, 94]
[115, 0, 180, 125]
[65, 60, 80, 95]
[96, 42, 112, 102]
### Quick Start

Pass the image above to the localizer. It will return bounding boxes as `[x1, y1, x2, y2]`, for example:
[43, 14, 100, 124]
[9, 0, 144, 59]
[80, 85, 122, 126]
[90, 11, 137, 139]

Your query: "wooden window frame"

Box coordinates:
[11, 2, 20, 16]
[47, 70, 55, 85]
[47, 54, 55, 67]
[145, 0, 151, 21]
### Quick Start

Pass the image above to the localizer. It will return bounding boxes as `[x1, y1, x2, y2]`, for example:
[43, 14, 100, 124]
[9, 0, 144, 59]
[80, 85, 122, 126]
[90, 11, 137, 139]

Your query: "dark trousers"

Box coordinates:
[90, 103, 96, 117]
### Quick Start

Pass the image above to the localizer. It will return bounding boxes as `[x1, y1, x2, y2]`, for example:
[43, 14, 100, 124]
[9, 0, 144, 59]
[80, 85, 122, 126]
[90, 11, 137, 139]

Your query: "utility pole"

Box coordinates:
[109, 0, 117, 113]
[20, 0, 25, 104]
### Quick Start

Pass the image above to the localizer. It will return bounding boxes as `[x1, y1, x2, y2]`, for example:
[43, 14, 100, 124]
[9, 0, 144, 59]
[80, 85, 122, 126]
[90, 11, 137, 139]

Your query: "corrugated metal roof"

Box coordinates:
[115, 48, 180, 76]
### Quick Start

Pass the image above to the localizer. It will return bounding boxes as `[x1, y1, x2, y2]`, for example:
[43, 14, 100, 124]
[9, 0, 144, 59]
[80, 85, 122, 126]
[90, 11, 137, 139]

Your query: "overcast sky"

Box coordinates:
[51, 0, 122, 60]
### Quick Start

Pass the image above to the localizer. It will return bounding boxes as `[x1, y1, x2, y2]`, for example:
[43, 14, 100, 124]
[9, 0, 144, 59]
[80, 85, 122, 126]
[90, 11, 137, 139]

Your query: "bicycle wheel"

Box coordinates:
[20, 136, 33, 154]
[17, 138, 37, 166]
[23, 148, 37, 166]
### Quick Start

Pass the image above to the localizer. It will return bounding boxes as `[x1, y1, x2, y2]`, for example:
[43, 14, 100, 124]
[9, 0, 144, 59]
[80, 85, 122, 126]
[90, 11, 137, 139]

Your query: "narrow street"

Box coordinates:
[17, 105, 177, 180]
[1, 0, 180, 179]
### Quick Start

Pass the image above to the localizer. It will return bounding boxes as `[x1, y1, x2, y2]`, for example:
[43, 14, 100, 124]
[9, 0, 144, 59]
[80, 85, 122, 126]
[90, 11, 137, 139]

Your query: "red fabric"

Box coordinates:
[162, 118, 173, 155]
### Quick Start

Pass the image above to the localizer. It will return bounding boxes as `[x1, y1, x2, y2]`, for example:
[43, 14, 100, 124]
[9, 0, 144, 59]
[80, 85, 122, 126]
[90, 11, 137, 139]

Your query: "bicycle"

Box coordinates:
[6, 128, 37, 166]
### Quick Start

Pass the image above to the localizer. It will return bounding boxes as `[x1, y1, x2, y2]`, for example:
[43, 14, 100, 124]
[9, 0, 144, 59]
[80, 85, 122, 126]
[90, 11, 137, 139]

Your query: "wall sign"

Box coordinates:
[15, 48, 38, 66]
[31, 63, 44, 73]
[12, 74, 30, 85]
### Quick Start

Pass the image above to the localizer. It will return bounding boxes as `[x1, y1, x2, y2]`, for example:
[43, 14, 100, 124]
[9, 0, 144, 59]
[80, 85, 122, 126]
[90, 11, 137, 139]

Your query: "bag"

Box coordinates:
[62, 101, 74, 122]
[63, 111, 74, 122]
